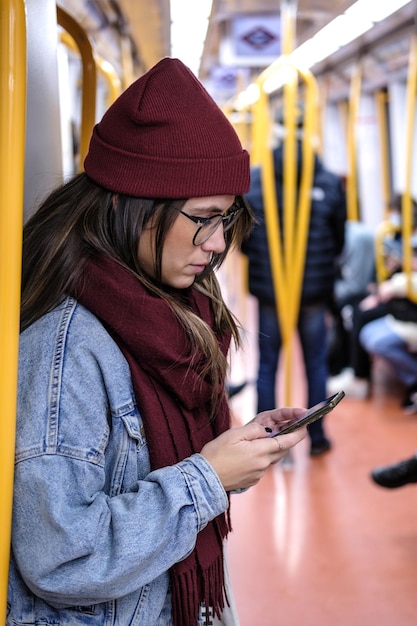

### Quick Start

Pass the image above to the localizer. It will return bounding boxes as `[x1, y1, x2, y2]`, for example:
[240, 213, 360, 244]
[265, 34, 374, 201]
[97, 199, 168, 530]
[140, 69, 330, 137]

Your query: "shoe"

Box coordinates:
[310, 438, 332, 457]
[327, 368, 354, 396]
[402, 385, 417, 414]
[226, 381, 247, 398]
[371, 455, 417, 488]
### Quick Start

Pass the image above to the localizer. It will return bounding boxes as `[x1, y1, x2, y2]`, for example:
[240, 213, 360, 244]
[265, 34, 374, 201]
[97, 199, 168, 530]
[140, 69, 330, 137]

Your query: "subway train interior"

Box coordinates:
[1, 0, 417, 624]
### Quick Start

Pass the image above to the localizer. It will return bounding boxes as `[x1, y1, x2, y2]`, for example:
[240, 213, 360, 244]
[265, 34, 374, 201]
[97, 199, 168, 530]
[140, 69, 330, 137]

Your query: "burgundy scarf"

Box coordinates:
[73, 254, 232, 626]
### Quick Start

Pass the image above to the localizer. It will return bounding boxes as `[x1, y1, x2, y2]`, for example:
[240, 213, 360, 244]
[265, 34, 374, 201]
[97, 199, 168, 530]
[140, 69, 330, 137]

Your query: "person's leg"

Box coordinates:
[360, 316, 417, 388]
[327, 292, 367, 376]
[350, 302, 388, 378]
[256, 302, 281, 413]
[327, 307, 350, 375]
[334, 301, 391, 398]
[360, 316, 417, 412]
[298, 303, 330, 453]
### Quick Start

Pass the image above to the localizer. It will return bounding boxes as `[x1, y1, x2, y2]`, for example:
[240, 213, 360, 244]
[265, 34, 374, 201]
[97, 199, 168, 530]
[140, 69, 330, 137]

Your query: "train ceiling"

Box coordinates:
[58, 0, 417, 102]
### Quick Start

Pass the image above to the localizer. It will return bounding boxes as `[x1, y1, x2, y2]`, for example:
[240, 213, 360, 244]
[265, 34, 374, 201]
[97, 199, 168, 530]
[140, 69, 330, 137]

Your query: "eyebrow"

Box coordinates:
[187, 208, 224, 218]
[187, 204, 231, 216]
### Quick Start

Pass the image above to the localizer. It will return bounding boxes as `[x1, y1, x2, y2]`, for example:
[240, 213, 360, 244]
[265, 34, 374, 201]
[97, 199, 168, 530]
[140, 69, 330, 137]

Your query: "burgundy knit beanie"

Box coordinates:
[84, 57, 250, 198]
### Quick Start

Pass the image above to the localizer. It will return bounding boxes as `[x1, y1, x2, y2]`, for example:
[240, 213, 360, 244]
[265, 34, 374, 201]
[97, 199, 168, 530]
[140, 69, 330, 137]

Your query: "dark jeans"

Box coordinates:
[256, 301, 329, 444]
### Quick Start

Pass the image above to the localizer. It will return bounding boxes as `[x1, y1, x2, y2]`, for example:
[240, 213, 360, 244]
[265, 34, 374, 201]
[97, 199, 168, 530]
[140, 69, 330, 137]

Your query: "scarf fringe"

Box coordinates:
[172, 551, 228, 626]
[172, 567, 199, 626]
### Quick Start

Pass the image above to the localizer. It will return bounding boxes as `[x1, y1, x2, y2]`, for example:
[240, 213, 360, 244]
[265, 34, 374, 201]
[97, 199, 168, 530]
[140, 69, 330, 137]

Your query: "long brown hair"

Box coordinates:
[21, 173, 254, 398]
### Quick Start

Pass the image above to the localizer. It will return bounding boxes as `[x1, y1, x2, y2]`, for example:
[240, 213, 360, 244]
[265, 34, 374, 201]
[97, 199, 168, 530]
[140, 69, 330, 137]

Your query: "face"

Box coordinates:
[138, 195, 235, 289]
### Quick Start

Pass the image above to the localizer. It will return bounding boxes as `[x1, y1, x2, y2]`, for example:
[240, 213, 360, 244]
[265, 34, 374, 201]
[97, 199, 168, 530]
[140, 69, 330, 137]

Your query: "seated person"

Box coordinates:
[360, 269, 417, 413]
[327, 220, 376, 377]
[328, 196, 417, 400]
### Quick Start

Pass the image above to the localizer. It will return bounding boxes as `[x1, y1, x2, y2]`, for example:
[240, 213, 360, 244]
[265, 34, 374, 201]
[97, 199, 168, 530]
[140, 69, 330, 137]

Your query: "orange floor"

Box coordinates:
[225, 292, 417, 626]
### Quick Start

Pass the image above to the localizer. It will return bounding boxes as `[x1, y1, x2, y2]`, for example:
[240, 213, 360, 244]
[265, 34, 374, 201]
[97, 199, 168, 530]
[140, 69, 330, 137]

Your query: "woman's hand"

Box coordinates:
[252, 406, 307, 431]
[200, 419, 306, 492]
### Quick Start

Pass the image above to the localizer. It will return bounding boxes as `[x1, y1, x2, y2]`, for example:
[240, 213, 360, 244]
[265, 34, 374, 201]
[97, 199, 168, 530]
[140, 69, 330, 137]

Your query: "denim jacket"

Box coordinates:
[7, 297, 229, 625]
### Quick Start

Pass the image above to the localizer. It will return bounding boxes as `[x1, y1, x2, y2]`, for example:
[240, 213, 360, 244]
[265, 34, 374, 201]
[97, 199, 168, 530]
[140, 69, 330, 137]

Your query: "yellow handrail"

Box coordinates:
[56, 6, 97, 168]
[375, 90, 391, 214]
[375, 220, 401, 283]
[60, 30, 122, 110]
[403, 34, 417, 303]
[316, 77, 328, 156]
[0, 0, 26, 621]
[346, 64, 361, 221]
[96, 56, 122, 108]
[291, 68, 317, 334]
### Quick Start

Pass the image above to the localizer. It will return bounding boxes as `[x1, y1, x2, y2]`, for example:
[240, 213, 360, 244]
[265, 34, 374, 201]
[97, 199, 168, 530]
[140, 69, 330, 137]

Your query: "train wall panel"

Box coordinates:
[24, 0, 63, 221]
[356, 94, 384, 230]
[389, 81, 417, 200]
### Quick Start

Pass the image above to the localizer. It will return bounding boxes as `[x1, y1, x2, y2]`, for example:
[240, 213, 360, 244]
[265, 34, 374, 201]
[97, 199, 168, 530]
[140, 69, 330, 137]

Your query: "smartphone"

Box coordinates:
[268, 390, 345, 437]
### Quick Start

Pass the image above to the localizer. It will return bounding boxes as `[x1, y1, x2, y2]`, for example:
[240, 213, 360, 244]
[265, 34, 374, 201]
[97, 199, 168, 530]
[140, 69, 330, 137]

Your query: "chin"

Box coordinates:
[167, 276, 195, 290]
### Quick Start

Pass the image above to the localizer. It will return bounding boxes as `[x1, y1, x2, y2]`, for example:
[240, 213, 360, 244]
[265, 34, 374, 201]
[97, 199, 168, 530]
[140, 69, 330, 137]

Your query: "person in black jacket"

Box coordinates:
[242, 140, 346, 456]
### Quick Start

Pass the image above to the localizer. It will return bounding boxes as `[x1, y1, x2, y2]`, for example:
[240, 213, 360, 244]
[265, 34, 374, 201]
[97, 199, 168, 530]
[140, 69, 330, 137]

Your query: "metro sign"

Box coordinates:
[241, 26, 278, 51]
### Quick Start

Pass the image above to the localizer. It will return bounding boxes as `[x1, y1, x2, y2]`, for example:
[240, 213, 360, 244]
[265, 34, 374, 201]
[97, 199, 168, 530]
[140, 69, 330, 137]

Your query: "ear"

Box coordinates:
[112, 194, 119, 209]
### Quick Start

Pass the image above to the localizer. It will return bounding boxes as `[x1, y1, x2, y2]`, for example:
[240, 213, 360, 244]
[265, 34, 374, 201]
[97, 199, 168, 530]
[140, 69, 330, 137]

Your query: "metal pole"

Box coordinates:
[0, 0, 26, 621]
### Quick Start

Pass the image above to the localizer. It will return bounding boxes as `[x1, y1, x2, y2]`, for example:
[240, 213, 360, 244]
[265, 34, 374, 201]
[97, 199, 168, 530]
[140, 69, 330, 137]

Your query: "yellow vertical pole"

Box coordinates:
[282, 69, 298, 298]
[257, 86, 286, 329]
[281, 0, 297, 57]
[292, 69, 317, 329]
[403, 34, 417, 302]
[57, 6, 97, 168]
[281, 0, 297, 293]
[0, 0, 26, 621]
[316, 77, 327, 157]
[96, 57, 122, 108]
[280, 0, 298, 404]
[60, 31, 121, 111]
[346, 64, 361, 221]
[250, 84, 266, 166]
[375, 90, 390, 215]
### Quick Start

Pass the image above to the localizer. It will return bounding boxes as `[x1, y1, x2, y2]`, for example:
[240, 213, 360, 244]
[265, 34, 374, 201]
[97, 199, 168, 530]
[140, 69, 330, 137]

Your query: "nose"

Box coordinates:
[200, 222, 226, 254]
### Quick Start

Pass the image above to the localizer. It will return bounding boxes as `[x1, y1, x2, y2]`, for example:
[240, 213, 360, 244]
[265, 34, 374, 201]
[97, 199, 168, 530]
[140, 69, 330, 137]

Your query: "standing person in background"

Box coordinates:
[8, 58, 308, 626]
[242, 135, 346, 457]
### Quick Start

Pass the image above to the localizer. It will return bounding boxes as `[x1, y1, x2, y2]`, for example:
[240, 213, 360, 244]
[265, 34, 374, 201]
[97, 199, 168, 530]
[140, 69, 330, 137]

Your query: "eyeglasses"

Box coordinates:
[177, 202, 243, 246]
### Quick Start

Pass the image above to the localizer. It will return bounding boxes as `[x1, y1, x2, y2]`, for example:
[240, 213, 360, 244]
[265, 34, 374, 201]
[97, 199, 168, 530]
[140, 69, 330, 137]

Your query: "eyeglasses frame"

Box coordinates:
[177, 201, 243, 246]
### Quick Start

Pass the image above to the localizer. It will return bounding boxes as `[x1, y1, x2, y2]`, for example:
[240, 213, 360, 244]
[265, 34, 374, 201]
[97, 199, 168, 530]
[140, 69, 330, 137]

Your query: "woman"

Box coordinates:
[8, 58, 306, 626]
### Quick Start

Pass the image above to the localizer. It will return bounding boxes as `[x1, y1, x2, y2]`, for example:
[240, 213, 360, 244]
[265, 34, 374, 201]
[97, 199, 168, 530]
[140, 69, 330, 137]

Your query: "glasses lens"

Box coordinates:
[194, 216, 223, 246]
[223, 206, 242, 232]
[193, 204, 242, 245]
